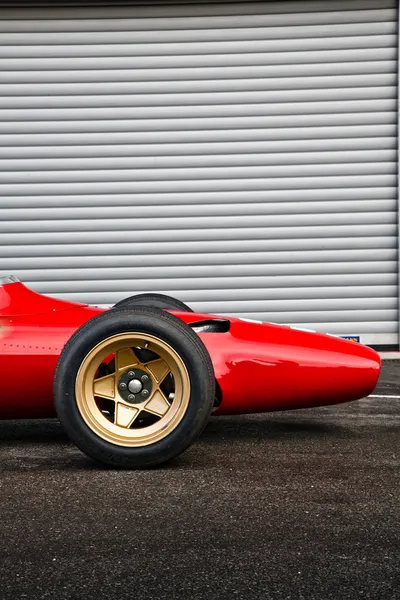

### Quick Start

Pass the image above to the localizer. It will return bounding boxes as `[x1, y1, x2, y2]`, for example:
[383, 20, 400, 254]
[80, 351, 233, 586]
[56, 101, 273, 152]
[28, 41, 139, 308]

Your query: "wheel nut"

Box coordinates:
[119, 382, 127, 390]
[141, 374, 149, 383]
[128, 394, 136, 402]
[127, 371, 135, 378]
[141, 389, 149, 398]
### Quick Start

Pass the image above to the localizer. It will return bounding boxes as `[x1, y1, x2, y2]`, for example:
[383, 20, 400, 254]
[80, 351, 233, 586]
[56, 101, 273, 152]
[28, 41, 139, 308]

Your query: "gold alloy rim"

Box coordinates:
[75, 333, 191, 447]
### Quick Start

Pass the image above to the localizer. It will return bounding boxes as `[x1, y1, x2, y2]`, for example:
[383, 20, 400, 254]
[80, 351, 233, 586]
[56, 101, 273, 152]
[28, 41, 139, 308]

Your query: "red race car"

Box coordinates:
[0, 275, 380, 469]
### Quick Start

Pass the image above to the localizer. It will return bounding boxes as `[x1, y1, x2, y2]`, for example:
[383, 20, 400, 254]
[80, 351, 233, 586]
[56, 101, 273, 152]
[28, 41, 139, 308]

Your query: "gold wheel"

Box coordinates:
[75, 333, 191, 447]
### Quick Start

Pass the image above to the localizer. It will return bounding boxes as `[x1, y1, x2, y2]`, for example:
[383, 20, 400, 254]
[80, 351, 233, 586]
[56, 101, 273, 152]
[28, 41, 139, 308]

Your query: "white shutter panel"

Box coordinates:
[0, 0, 397, 346]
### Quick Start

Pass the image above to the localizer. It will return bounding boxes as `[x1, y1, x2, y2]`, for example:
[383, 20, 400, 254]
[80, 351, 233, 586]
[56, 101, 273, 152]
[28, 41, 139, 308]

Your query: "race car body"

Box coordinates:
[0, 276, 381, 421]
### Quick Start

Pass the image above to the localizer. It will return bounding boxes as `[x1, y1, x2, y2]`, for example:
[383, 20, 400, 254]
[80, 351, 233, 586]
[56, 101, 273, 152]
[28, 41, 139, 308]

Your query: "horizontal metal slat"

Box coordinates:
[0, 163, 395, 185]
[0, 235, 394, 258]
[1, 47, 396, 71]
[0, 212, 395, 234]
[0, 21, 395, 46]
[0, 137, 396, 159]
[1, 60, 396, 84]
[2, 73, 395, 97]
[0, 224, 396, 246]
[0, 124, 395, 146]
[0, 248, 395, 270]
[0, 200, 395, 221]
[1, 33, 397, 58]
[0, 8, 396, 32]
[1, 175, 396, 196]
[27, 272, 398, 293]
[1, 113, 395, 135]
[0, 188, 396, 209]
[1, 98, 397, 120]
[1, 150, 395, 172]
[118, 285, 398, 303]
[0, 19, 395, 39]
[0, 33, 396, 58]
[1, 86, 396, 110]
[0, 1, 395, 19]
[11, 261, 397, 282]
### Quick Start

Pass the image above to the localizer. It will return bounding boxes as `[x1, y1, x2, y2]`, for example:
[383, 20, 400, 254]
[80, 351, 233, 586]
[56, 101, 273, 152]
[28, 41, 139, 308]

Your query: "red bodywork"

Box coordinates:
[0, 280, 381, 420]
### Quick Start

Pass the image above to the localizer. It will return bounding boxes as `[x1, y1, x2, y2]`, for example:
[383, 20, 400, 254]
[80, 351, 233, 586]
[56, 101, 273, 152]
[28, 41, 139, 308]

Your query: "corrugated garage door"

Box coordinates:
[0, 0, 397, 346]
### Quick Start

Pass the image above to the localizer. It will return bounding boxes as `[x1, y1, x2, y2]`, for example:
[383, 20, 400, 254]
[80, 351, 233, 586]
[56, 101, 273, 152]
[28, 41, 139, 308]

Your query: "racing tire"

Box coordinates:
[54, 307, 215, 469]
[114, 293, 193, 312]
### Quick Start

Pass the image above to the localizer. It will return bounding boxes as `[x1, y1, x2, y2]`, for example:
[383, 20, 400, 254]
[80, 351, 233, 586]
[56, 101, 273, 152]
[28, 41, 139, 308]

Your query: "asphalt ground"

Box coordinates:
[0, 362, 399, 600]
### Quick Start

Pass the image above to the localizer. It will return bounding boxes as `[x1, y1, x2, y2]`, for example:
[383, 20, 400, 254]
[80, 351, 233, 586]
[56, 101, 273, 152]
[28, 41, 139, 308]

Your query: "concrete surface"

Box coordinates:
[0, 362, 399, 600]
[376, 359, 400, 395]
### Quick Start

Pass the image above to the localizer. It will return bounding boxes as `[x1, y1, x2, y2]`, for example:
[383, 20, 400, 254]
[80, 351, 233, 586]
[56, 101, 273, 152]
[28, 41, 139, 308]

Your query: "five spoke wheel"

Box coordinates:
[77, 333, 190, 446]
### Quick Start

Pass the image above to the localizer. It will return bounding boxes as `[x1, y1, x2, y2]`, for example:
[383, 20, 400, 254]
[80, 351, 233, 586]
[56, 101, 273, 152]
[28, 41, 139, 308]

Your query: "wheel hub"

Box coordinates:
[118, 368, 153, 404]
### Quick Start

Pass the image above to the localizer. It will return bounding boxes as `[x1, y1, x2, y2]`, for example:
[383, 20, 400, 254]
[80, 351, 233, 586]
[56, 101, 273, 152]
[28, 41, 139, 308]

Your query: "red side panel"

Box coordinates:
[190, 317, 381, 414]
[0, 305, 104, 418]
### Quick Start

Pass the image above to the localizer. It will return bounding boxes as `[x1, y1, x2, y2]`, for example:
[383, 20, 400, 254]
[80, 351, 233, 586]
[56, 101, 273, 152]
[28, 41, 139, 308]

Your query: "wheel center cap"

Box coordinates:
[128, 379, 143, 394]
[118, 368, 152, 403]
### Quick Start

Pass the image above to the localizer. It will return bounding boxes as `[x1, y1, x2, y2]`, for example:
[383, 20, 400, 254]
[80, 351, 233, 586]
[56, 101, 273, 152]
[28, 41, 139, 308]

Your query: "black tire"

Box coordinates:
[114, 293, 193, 312]
[54, 307, 214, 469]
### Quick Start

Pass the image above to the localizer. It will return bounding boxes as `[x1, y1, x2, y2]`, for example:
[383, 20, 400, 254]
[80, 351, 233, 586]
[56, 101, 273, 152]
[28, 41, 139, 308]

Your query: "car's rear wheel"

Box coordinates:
[114, 293, 193, 312]
[54, 307, 214, 468]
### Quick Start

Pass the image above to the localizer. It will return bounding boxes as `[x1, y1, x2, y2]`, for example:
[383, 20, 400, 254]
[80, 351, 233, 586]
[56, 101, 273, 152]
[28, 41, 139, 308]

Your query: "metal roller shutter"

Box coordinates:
[0, 0, 397, 346]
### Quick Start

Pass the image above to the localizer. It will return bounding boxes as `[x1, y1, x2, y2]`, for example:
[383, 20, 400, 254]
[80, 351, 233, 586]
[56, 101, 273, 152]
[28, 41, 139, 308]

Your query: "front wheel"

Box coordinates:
[54, 307, 215, 469]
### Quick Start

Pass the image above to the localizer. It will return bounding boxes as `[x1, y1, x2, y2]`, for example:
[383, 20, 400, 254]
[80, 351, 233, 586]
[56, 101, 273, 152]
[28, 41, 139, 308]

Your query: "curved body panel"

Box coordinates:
[0, 280, 381, 419]
[188, 316, 380, 415]
[0, 278, 84, 316]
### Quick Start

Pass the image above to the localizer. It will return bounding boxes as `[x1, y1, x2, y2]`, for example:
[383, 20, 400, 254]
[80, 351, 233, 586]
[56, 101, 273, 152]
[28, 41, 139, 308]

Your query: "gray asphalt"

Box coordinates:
[0, 362, 399, 600]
